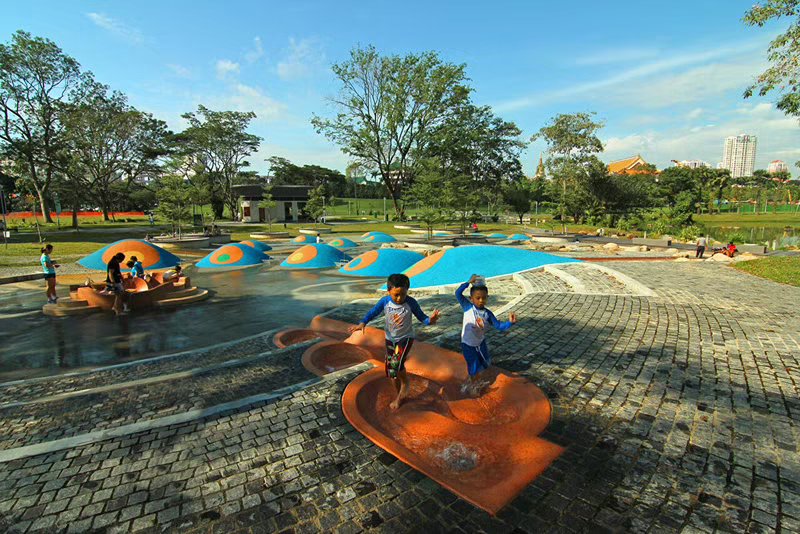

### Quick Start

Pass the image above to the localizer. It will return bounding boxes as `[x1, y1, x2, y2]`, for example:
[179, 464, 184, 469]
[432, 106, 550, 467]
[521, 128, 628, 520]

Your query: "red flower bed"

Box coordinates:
[5, 211, 146, 219]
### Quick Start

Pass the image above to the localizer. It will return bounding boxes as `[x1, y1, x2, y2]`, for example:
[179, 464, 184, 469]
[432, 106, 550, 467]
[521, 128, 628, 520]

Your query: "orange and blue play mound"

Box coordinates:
[281, 244, 351, 269]
[292, 234, 318, 244]
[339, 249, 424, 278]
[391, 245, 580, 289]
[328, 237, 358, 249]
[360, 232, 396, 244]
[196, 244, 268, 270]
[78, 239, 181, 271]
[508, 234, 531, 241]
[239, 240, 272, 253]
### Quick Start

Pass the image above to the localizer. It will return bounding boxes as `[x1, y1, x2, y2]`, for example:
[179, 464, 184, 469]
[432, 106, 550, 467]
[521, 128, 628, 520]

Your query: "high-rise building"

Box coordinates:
[767, 160, 789, 174]
[721, 134, 757, 178]
[672, 160, 710, 169]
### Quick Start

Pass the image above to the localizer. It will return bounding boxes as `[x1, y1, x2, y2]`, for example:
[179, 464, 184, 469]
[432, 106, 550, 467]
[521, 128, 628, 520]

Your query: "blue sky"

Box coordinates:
[3, 1, 798, 176]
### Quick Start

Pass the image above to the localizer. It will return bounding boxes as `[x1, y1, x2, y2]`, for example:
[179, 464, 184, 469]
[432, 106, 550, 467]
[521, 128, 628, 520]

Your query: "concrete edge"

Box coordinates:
[543, 265, 588, 293]
[0, 328, 283, 390]
[579, 262, 657, 297]
[0, 338, 321, 409]
[0, 376, 322, 463]
[0, 358, 374, 463]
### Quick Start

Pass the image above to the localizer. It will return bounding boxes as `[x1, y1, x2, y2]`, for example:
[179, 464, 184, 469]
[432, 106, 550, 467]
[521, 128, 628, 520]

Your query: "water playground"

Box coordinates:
[1, 231, 593, 516]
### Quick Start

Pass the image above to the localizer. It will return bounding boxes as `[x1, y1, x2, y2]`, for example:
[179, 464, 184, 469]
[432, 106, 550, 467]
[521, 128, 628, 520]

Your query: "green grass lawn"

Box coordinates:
[732, 256, 800, 287]
[696, 212, 800, 227]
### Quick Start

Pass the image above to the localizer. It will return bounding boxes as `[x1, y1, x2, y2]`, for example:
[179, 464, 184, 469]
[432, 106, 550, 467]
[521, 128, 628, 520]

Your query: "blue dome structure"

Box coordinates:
[508, 234, 532, 241]
[392, 245, 580, 290]
[359, 231, 397, 244]
[291, 234, 318, 244]
[281, 244, 351, 269]
[78, 239, 181, 271]
[339, 249, 424, 278]
[487, 233, 507, 239]
[239, 240, 272, 253]
[328, 237, 359, 249]
[196, 244, 268, 270]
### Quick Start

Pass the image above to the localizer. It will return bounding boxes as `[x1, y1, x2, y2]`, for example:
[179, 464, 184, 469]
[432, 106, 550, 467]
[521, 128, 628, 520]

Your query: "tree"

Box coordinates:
[260, 189, 277, 232]
[60, 83, 169, 220]
[267, 156, 346, 195]
[407, 161, 446, 239]
[177, 106, 261, 219]
[0, 31, 86, 222]
[503, 180, 532, 225]
[743, 2, 800, 118]
[304, 185, 326, 224]
[155, 175, 191, 238]
[531, 112, 604, 231]
[312, 45, 469, 218]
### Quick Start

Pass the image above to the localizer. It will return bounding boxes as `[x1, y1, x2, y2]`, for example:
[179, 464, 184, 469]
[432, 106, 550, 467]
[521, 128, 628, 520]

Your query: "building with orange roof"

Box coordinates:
[607, 155, 657, 175]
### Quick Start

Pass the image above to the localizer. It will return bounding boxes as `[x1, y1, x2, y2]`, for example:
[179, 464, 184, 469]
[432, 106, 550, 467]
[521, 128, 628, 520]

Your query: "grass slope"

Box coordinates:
[732, 256, 800, 287]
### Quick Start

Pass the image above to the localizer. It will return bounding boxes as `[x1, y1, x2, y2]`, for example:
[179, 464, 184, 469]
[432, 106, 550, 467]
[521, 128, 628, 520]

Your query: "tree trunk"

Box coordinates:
[72, 198, 79, 229]
[518, 213, 524, 225]
[102, 203, 110, 221]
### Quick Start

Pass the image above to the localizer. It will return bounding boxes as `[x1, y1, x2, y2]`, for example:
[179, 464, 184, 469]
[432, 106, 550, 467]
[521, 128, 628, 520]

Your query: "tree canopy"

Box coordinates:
[312, 45, 470, 217]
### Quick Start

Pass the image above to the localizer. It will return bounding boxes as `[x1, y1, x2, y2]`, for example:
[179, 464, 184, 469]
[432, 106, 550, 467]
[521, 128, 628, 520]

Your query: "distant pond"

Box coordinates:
[703, 224, 799, 246]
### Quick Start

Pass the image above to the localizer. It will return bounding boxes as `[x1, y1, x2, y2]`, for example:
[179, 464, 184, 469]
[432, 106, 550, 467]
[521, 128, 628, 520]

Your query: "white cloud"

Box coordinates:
[245, 37, 264, 63]
[215, 59, 240, 80]
[495, 39, 766, 112]
[86, 12, 145, 44]
[686, 108, 704, 119]
[167, 64, 192, 78]
[213, 84, 286, 122]
[574, 47, 660, 66]
[276, 38, 324, 81]
[602, 104, 800, 173]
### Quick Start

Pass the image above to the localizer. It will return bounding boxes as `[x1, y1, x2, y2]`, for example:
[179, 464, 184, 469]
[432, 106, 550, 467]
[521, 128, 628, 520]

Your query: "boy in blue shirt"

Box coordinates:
[350, 273, 441, 409]
[456, 274, 516, 395]
[129, 256, 145, 278]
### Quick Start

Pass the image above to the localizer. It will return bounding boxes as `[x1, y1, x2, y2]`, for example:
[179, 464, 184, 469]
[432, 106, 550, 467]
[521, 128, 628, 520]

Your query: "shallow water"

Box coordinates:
[0, 266, 380, 382]
[703, 224, 798, 245]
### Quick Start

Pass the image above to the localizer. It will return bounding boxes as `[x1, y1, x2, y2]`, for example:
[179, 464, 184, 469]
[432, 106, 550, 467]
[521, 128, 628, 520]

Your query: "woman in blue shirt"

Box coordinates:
[40, 244, 60, 304]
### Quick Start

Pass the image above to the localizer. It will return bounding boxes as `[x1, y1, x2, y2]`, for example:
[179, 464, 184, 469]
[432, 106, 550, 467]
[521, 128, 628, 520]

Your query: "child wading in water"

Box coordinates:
[350, 273, 441, 409]
[456, 275, 516, 395]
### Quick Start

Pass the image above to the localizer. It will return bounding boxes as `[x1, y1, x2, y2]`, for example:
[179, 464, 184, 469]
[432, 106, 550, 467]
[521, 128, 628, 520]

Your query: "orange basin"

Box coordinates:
[301, 341, 380, 376]
[292, 314, 564, 514]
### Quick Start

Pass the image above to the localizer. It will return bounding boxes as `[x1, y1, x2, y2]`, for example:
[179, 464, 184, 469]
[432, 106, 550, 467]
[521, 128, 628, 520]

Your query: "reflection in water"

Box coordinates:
[704, 225, 798, 244]
[0, 267, 379, 382]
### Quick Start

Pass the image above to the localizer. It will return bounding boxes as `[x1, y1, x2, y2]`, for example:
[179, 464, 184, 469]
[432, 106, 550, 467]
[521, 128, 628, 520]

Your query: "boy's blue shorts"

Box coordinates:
[461, 341, 490, 377]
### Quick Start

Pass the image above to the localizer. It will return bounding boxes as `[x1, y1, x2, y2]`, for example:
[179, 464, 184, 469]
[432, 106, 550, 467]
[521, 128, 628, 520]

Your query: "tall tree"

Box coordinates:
[60, 83, 169, 221]
[155, 175, 191, 238]
[0, 31, 86, 222]
[312, 45, 469, 218]
[743, 2, 800, 169]
[177, 106, 261, 219]
[531, 112, 604, 231]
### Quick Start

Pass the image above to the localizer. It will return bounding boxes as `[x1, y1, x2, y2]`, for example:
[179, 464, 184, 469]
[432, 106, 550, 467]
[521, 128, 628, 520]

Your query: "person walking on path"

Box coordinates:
[696, 236, 707, 258]
[40, 244, 60, 303]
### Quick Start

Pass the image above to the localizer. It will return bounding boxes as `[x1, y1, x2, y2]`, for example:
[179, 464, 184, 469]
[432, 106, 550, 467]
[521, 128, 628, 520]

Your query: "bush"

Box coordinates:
[677, 225, 702, 242]
[725, 231, 747, 244]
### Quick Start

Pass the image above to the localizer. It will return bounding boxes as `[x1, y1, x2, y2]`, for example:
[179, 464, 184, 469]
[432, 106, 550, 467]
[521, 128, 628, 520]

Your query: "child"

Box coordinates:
[162, 265, 182, 282]
[40, 244, 60, 304]
[455, 274, 516, 395]
[349, 273, 441, 410]
[129, 256, 145, 278]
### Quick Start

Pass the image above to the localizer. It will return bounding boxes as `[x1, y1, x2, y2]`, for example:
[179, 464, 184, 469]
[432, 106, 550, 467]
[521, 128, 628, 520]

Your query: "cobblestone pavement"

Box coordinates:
[0, 260, 799, 533]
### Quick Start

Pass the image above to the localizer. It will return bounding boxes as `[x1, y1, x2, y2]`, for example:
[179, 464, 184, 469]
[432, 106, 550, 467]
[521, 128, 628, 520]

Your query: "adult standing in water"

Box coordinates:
[106, 252, 129, 315]
[40, 244, 60, 303]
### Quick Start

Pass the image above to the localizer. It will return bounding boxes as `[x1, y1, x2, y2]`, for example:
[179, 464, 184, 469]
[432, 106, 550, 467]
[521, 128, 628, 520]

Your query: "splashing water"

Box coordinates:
[432, 442, 479, 472]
